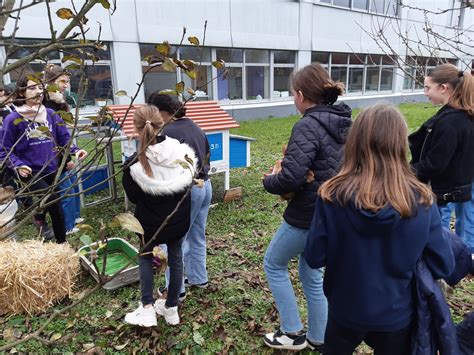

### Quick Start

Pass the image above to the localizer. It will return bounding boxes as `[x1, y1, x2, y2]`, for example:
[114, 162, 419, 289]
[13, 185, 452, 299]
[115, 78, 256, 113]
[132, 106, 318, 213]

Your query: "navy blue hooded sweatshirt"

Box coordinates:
[304, 197, 455, 332]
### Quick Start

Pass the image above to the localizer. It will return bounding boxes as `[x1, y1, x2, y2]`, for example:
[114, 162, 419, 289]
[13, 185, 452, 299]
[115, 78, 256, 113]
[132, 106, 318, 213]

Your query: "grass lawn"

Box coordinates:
[1, 103, 473, 353]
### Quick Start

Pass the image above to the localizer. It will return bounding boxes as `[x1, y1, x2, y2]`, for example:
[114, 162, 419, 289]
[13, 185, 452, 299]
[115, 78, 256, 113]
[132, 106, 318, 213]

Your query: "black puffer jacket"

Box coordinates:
[409, 105, 474, 203]
[263, 104, 352, 229]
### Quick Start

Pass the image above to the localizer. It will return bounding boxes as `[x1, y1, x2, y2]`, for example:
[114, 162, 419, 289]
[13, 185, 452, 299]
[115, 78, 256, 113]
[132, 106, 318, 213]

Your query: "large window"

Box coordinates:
[5, 39, 113, 108]
[318, 0, 398, 15]
[312, 51, 396, 94]
[403, 56, 458, 91]
[273, 51, 295, 98]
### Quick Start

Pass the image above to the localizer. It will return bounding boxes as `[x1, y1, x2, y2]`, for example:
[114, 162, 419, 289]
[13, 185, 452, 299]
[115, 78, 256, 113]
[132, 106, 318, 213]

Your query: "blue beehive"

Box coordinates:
[229, 134, 256, 168]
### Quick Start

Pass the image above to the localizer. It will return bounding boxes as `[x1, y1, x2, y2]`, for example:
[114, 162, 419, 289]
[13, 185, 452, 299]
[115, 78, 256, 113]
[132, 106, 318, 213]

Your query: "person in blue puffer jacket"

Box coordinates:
[304, 104, 455, 354]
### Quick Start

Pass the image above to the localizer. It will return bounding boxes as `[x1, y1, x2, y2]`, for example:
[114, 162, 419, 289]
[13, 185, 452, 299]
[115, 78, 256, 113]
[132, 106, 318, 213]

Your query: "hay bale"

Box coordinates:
[0, 240, 80, 316]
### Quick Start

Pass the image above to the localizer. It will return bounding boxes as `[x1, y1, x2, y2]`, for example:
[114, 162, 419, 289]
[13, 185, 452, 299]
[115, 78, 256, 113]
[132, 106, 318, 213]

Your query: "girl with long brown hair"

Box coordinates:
[409, 63, 474, 252]
[122, 105, 196, 327]
[305, 104, 454, 354]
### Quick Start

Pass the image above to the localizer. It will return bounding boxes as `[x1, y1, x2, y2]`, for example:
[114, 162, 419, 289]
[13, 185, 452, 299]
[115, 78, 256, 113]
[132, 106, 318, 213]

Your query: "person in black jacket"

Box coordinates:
[262, 63, 352, 351]
[148, 93, 212, 295]
[122, 105, 196, 327]
[409, 63, 474, 252]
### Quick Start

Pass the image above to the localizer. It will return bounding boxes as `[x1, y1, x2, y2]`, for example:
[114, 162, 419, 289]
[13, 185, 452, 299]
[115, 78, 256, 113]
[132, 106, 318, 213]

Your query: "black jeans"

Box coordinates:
[324, 317, 412, 355]
[457, 311, 474, 355]
[139, 237, 183, 307]
[22, 173, 66, 243]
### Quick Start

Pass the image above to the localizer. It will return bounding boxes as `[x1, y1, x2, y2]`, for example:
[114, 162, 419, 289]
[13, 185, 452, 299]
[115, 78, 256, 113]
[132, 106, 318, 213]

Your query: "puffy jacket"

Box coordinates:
[411, 227, 472, 355]
[263, 104, 352, 229]
[122, 136, 196, 250]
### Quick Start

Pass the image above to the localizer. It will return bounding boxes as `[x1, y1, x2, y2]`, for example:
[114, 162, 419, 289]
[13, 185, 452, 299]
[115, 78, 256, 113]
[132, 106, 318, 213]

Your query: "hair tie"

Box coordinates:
[145, 120, 151, 125]
[458, 70, 464, 78]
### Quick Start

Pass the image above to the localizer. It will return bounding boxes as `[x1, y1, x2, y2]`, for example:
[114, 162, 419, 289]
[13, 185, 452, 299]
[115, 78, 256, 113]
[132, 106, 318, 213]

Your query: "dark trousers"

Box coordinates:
[139, 237, 183, 307]
[457, 311, 474, 355]
[22, 173, 66, 243]
[324, 317, 412, 355]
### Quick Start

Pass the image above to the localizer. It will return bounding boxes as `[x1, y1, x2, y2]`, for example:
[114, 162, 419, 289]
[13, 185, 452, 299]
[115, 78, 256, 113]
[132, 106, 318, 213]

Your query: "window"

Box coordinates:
[312, 52, 330, 66]
[333, 0, 350, 7]
[179, 47, 212, 100]
[348, 67, 364, 92]
[318, 0, 398, 15]
[353, 0, 369, 10]
[217, 67, 242, 100]
[403, 56, 455, 91]
[274, 51, 295, 64]
[216, 49, 243, 63]
[365, 67, 380, 91]
[143, 65, 177, 100]
[6, 39, 113, 108]
[273, 50, 295, 98]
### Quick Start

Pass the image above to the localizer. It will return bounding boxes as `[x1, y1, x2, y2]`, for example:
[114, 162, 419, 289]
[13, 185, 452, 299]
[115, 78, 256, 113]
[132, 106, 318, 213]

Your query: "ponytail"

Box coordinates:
[133, 105, 164, 178]
[428, 63, 474, 117]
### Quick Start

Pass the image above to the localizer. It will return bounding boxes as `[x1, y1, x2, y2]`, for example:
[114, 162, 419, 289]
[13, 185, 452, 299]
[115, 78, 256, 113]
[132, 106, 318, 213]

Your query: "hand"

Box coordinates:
[66, 161, 75, 170]
[75, 149, 88, 160]
[306, 170, 315, 183]
[18, 166, 32, 178]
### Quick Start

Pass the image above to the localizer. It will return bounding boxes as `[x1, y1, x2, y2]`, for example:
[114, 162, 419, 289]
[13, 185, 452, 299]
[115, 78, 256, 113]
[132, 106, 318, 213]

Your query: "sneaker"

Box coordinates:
[75, 217, 85, 224]
[157, 286, 187, 302]
[154, 299, 179, 325]
[263, 329, 308, 351]
[66, 227, 80, 235]
[184, 278, 208, 288]
[307, 338, 324, 352]
[124, 304, 157, 327]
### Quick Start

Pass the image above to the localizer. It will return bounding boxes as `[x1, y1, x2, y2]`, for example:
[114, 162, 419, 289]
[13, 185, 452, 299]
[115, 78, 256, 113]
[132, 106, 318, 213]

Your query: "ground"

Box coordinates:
[1, 103, 473, 354]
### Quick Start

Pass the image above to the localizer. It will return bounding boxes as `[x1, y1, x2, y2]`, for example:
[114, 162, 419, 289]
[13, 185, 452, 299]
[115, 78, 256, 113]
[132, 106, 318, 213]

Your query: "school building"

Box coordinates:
[2, 0, 473, 119]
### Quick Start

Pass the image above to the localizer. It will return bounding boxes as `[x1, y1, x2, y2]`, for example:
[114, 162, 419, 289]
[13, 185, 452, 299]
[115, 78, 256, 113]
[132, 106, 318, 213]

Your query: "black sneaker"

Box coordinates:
[307, 338, 324, 352]
[157, 286, 186, 302]
[184, 278, 208, 288]
[263, 329, 308, 350]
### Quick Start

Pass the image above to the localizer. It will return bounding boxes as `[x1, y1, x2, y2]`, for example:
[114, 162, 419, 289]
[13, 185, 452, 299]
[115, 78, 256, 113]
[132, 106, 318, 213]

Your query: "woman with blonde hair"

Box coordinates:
[122, 105, 196, 327]
[305, 104, 455, 354]
[410, 63, 474, 252]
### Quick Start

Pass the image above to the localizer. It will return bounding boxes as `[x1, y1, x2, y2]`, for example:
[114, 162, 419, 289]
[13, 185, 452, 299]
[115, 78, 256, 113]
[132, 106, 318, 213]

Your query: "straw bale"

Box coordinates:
[0, 240, 80, 316]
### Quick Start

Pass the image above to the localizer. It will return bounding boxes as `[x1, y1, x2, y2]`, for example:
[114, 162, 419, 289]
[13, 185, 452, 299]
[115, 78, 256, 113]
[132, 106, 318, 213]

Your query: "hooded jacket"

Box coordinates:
[122, 136, 197, 249]
[263, 104, 352, 229]
[304, 197, 455, 332]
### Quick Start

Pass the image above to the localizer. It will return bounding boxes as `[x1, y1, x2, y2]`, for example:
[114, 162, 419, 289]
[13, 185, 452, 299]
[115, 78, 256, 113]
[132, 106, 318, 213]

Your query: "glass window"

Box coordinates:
[367, 54, 381, 65]
[217, 67, 242, 100]
[365, 67, 380, 91]
[382, 55, 394, 65]
[385, 0, 398, 16]
[245, 49, 269, 64]
[181, 65, 212, 100]
[414, 68, 425, 89]
[274, 51, 295, 64]
[331, 67, 347, 85]
[403, 67, 414, 90]
[62, 41, 111, 61]
[320, 0, 331, 3]
[216, 49, 243, 63]
[353, 0, 369, 10]
[312, 52, 330, 65]
[371, 0, 384, 13]
[142, 66, 177, 101]
[246, 66, 269, 99]
[70, 65, 113, 106]
[140, 44, 177, 61]
[350, 54, 365, 64]
[273, 67, 293, 97]
[380, 68, 393, 90]
[348, 67, 363, 92]
[333, 0, 350, 7]
[179, 46, 211, 62]
[8, 63, 45, 84]
[6, 39, 60, 60]
[332, 53, 348, 65]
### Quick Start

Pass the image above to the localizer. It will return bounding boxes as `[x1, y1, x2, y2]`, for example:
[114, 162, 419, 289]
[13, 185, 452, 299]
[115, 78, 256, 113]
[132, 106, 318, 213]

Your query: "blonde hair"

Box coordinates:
[133, 105, 164, 177]
[428, 63, 474, 116]
[319, 104, 433, 217]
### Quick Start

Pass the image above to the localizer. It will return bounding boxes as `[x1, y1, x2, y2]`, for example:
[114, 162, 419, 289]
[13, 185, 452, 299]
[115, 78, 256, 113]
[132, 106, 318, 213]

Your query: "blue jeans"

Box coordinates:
[58, 171, 81, 230]
[165, 180, 212, 292]
[264, 221, 328, 343]
[438, 184, 474, 252]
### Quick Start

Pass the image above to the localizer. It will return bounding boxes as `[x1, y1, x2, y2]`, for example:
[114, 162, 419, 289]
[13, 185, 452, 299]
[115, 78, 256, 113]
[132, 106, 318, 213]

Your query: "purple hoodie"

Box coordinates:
[2, 108, 78, 175]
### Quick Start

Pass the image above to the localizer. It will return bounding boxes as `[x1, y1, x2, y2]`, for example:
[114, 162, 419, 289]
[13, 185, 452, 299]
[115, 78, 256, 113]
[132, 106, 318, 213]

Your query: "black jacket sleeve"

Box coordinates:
[263, 119, 320, 195]
[412, 120, 458, 180]
[121, 163, 144, 205]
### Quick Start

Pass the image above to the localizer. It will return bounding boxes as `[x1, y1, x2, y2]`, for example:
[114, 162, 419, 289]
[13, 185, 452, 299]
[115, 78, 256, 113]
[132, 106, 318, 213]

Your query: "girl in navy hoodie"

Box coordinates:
[304, 104, 455, 354]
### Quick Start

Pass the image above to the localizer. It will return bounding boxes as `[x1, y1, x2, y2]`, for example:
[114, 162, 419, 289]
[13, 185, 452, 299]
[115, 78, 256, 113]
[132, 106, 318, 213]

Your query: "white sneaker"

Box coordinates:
[66, 227, 80, 235]
[124, 304, 157, 327]
[154, 299, 179, 325]
[75, 218, 85, 224]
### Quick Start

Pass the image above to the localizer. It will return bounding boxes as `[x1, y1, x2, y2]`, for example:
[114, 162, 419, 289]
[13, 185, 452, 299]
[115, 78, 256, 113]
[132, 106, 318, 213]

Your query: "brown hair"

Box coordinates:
[43, 64, 70, 84]
[12, 72, 43, 106]
[290, 63, 345, 105]
[428, 63, 474, 116]
[319, 104, 433, 217]
[133, 105, 164, 178]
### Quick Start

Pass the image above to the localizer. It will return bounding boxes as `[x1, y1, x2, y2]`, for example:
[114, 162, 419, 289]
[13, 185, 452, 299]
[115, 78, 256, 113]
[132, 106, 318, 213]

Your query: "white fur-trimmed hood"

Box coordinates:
[130, 136, 198, 196]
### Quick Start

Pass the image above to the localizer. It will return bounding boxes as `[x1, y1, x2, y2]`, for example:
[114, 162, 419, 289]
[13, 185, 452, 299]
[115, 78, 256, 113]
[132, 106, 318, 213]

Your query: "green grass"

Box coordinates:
[1, 103, 472, 354]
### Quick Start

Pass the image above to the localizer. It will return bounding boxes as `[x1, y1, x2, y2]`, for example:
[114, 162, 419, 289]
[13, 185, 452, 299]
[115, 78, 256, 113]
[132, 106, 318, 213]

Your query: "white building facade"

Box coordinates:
[2, 0, 473, 119]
